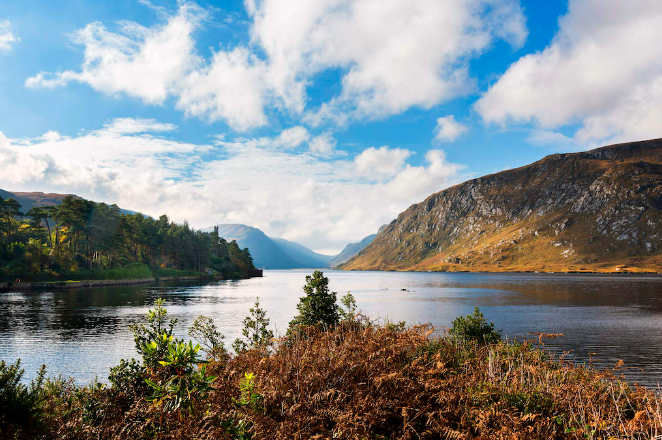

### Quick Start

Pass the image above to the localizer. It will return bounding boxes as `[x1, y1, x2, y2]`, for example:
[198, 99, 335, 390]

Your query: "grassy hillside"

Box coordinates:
[344, 139, 662, 273]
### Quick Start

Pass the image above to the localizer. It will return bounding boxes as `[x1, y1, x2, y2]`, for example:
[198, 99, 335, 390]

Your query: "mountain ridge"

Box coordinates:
[343, 138, 662, 273]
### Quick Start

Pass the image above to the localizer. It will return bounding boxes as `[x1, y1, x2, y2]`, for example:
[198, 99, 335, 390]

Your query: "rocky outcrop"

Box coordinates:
[343, 139, 662, 273]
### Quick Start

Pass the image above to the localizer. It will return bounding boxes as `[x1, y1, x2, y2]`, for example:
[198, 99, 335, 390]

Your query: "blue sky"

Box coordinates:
[1, 0, 661, 253]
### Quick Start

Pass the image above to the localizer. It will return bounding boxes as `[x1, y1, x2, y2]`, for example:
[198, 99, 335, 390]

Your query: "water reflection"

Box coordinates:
[1, 271, 661, 387]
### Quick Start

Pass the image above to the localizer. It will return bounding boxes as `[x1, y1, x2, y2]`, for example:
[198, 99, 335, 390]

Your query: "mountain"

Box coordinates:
[212, 224, 300, 269]
[330, 230, 385, 268]
[330, 234, 377, 268]
[343, 139, 662, 273]
[211, 223, 385, 269]
[271, 237, 333, 268]
[0, 190, 76, 213]
[0, 190, 139, 215]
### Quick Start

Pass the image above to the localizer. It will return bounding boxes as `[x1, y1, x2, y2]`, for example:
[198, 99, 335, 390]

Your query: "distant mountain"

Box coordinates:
[330, 234, 377, 268]
[0, 190, 76, 213]
[0, 189, 138, 216]
[343, 138, 662, 273]
[271, 237, 333, 268]
[212, 224, 301, 269]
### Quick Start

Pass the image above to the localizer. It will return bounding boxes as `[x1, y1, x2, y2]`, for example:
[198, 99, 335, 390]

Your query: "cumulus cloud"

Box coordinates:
[0, 119, 465, 253]
[26, 0, 527, 130]
[25, 4, 268, 131]
[434, 116, 468, 142]
[309, 133, 337, 156]
[176, 47, 269, 130]
[26, 5, 203, 103]
[355, 146, 412, 181]
[476, 0, 662, 146]
[0, 20, 18, 51]
[275, 126, 309, 149]
[250, 0, 527, 121]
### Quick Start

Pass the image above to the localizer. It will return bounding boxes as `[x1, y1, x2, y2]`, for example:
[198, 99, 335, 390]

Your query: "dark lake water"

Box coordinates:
[1, 270, 662, 387]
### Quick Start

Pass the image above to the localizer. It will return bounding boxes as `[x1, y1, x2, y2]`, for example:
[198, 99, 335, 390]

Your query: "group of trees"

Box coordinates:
[0, 196, 257, 282]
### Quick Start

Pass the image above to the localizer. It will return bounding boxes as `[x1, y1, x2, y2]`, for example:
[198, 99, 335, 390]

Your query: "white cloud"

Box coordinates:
[309, 132, 337, 156]
[249, 0, 527, 122]
[27, 5, 204, 104]
[25, 4, 268, 132]
[355, 146, 411, 181]
[275, 126, 309, 149]
[525, 130, 586, 152]
[100, 117, 177, 134]
[434, 116, 467, 142]
[176, 47, 268, 130]
[477, 0, 662, 146]
[0, 20, 18, 51]
[26, 0, 527, 130]
[0, 119, 465, 253]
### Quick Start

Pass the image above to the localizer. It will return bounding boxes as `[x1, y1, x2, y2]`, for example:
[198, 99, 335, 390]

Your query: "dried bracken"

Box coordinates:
[36, 324, 662, 439]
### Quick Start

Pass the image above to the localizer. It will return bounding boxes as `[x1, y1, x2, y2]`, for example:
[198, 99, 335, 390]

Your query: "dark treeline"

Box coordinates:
[0, 196, 258, 282]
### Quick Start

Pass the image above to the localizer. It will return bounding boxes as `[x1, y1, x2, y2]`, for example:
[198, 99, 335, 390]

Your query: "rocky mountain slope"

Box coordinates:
[330, 234, 377, 268]
[343, 139, 662, 273]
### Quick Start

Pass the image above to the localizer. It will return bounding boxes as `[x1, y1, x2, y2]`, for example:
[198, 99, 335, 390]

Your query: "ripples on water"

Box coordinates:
[1, 270, 661, 387]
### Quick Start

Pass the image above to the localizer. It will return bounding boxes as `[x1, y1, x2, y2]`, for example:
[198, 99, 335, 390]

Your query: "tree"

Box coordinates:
[233, 298, 274, 352]
[449, 307, 501, 344]
[0, 198, 23, 250]
[288, 271, 340, 332]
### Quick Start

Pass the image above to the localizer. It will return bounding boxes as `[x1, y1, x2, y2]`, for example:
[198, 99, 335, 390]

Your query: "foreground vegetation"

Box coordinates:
[3, 272, 662, 439]
[0, 196, 259, 283]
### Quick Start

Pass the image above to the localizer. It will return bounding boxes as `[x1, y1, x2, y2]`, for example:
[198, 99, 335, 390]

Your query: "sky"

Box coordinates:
[1, 0, 661, 254]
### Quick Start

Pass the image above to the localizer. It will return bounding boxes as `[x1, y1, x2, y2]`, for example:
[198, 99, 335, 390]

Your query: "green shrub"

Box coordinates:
[189, 315, 227, 360]
[339, 292, 357, 322]
[144, 339, 216, 417]
[129, 298, 178, 371]
[288, 271, 340, 334]
[449, 307, 501, 344]
[233, 298, 274, 353]
[384, 320, 406, 332]
[108, 358, 148, 396]
[0, 359, 46, 437]
[113, 299, 218, 418]
[233, 372, 263, 412]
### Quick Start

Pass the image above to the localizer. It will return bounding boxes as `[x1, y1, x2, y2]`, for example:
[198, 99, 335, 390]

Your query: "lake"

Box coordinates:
[1, 270, 662, 387]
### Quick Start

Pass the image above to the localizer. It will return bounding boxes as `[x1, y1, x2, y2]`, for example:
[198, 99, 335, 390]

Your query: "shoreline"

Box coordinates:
[0, 270, 263, 291]
[341, 267, 662, 275]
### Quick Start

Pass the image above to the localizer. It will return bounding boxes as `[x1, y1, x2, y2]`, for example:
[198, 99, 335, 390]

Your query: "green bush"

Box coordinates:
[144, 339, 216, 417]
[339, 292, 357, 322]
[121, 299, 217, 418]
[189, 315, 227, 360]
[233, 298, 274, 353]
[0, 359, 46, 437]
[108, 358, 148, 397]
[288, 271, 340, 334]
[449, 307, 501, 344]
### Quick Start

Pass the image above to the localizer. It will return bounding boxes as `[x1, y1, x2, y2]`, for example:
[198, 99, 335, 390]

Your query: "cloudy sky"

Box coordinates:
[1, 0, 661, 254]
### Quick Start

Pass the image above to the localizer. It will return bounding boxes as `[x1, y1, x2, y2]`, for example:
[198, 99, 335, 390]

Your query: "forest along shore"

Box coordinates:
[0, 195, 262, 286]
